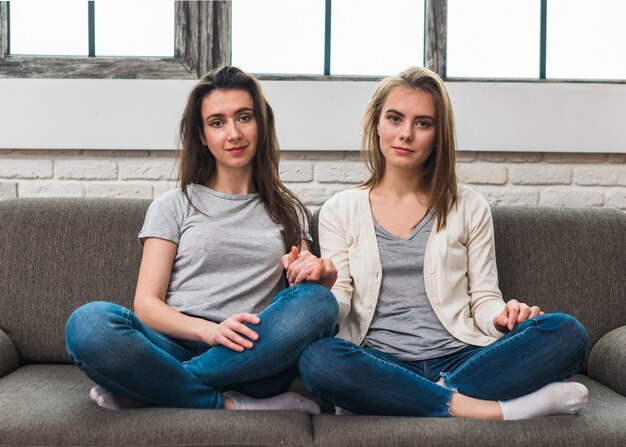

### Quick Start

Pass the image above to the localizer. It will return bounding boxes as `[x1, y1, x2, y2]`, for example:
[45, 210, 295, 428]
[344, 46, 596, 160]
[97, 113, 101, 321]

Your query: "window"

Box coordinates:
[0, 1, 229, 78]
[94, 1, 174, 57]
[231, 0, 326, 75]
[330, 0, 425, 76]
[231, 0, 425, 77]
[447, 0, 626, 81]
[1, 0, 624, 82]
[10, 1, 89, 56]
[9, 0, 174, 58]
[447, 0, 540, 79]
[547, 0, 626, 80]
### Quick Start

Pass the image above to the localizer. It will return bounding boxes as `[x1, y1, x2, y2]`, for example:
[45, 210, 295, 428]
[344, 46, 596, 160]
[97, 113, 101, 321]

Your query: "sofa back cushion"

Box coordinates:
[1, 198, 625, 365]
[489, 206, 626, 354]
[312, 205, 626, 355]
[0, 198, 149, 364]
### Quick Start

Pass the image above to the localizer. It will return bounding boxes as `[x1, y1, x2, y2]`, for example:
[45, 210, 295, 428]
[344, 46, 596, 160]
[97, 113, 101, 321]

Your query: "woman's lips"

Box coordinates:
[226, 146, 246, 154]
[392, 146, 413, 154]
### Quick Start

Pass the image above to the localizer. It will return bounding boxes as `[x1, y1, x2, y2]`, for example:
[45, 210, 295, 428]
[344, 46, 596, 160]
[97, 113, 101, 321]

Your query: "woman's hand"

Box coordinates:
[282, 246, 338, 290]
[205, 313, 260, 352]
[493, 299, 544, 333]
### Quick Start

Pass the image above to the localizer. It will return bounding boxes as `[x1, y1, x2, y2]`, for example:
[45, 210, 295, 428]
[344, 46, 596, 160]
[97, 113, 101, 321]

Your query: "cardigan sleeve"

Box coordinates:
[318, 198, 353, 324]
[464, 195, 506, 338]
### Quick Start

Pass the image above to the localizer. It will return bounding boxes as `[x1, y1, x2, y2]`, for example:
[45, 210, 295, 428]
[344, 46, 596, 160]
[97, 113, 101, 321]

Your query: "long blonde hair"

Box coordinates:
[361, 67, 458, 230]
[178, 66, 310, 250]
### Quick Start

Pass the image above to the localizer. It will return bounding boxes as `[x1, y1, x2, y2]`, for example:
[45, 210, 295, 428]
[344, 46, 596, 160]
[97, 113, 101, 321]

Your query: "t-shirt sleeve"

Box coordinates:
[138, 195, 183, 246]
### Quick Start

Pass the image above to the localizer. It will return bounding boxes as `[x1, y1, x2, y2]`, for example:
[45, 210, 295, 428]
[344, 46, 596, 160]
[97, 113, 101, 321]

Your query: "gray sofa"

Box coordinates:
[1, 197, 625, 447]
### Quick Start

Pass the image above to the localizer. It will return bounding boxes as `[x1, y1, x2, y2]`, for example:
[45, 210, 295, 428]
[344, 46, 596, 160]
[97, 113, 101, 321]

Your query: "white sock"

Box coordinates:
[499, 381, 588, 420]
[223, 391, 321, 414]
[89, 386, 145, 410]
[334, 405, 354, 416]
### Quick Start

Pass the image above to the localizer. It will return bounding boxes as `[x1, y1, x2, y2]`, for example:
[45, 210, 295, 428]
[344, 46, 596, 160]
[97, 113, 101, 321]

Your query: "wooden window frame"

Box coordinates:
[0, 1, 230, 79]
[247, 0, 446, 82]
[0, 0, 442, 80]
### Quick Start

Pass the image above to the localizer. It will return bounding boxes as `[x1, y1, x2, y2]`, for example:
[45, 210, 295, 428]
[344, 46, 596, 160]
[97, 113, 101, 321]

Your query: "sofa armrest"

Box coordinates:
[587, 326, 626, 396]
[0, 328, 20, 378]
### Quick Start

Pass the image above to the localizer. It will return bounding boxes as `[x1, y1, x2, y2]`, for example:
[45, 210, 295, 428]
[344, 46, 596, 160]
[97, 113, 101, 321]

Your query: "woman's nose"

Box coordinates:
[226, 122, 242, 140]
[400, 125, 413, 142]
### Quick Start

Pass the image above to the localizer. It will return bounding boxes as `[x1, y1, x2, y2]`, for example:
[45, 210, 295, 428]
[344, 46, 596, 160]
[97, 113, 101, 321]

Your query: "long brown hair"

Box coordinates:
[361, 66, 458, 230]
[178, 66, 310, 251]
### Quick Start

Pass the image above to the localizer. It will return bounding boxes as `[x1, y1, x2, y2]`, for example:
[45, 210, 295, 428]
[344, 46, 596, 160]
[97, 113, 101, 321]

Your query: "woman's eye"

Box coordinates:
[387, 115, 401, 123]
[209, 120, 223, 128]
[416, 120, 431, 128]
[238, 114, 252, 123]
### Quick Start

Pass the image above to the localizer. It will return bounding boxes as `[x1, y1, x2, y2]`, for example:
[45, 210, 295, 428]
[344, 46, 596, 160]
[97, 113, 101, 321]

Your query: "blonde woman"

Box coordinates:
[290, 67, 589, 419]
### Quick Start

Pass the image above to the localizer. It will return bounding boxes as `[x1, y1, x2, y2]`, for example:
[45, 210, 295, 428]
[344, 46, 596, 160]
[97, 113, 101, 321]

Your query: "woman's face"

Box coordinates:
[376, 86, 436, 174]
[200, 88, 258, 175]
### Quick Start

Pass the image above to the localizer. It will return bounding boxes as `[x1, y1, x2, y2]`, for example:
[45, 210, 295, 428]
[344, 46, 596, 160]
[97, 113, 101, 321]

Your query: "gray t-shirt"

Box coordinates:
[364, 210, 467, 361]
[138, 184, 286, 323]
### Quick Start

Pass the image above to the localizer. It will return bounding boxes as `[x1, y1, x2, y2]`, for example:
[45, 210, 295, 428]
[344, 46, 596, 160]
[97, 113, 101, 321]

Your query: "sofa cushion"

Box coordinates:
[310, 375, 626, 446]
[0, 198, 149, 365]
[0, 365, 314, 446]
[490, 207, 626, 355]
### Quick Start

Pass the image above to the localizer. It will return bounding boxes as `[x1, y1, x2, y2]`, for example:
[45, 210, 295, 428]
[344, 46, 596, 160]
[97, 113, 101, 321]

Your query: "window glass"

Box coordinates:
[547, 0, 626, 80]
[447, 0, 540, 78]
[331, 0, 424, 76]
[9, 0, 88, 56]
[94, 0, 175, 57]
[231, 0, 325, 75]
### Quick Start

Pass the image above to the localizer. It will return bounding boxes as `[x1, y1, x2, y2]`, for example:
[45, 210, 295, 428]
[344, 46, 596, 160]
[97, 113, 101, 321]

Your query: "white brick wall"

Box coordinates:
[0, 149, 624, 210]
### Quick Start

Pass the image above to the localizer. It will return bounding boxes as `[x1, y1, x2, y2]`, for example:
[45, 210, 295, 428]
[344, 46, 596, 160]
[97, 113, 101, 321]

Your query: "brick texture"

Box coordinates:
[56, 159, 117, 180]
[0, 159, 53, 179]
[279, 161, 314, 182]
[20, 182, 83, 197]
[0, 150, 623, 210]
[86, 184, 153, 199]
[457, 164, 508, 185]
[0, 182, 17, 199]
[510, 166, 572, 185]
[120, 158, 178, 181]
[540, 189, 605, 207]
[314, 162, 368, 184]
[574, 166, 626, 186]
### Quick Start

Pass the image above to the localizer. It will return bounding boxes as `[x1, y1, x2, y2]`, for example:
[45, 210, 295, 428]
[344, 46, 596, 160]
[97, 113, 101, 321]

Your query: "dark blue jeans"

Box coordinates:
[66, 283, 338, 408]
[299, 313, 588, 417]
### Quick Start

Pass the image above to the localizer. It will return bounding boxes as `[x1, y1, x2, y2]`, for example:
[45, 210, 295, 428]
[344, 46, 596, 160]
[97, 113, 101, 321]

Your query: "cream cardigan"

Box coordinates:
[318, 184, 506, 347]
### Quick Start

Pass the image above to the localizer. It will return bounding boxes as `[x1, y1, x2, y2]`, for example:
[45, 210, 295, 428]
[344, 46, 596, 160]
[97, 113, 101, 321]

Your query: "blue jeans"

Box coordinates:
[299, 313, 588, 417]
[66, 283, 338, 408]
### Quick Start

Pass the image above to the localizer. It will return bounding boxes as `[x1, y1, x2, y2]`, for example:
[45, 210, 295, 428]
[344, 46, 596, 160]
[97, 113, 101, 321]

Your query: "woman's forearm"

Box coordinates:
[134, 295, 216, 343]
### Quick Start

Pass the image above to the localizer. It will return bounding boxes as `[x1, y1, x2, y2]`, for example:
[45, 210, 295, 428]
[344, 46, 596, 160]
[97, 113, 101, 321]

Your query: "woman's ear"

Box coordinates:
[198, 128, 207, 146]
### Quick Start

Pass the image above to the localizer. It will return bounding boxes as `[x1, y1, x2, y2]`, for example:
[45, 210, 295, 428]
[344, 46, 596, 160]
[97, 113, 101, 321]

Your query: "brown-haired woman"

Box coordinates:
[293, 67, 589, 419]
[66, 66, 338, 412]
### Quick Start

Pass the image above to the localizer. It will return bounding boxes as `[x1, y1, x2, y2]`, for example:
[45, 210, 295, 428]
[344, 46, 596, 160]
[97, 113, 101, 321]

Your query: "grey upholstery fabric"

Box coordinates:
[490, 207, 626, 358]
[311, 375, 626, 446]
[0, 365, 314, 447]
[588, 326, 626, 397]
[0, 198, 149, 365]
[1, 198, 625, 446]
[0, 329, 19, 378]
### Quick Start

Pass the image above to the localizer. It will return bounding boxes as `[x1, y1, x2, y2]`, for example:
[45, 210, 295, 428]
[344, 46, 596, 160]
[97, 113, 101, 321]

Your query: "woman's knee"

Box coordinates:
[541, 312, 589, 356]
[278, 283, 339, 328]
[65, 301, 127, 360]
[306, 283, 339, 322]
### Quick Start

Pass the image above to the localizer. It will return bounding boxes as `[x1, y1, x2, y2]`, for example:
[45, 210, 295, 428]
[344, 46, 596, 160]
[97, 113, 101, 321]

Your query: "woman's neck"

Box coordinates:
[374, 165, 427, 199]
[205, 168, 255, 195]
